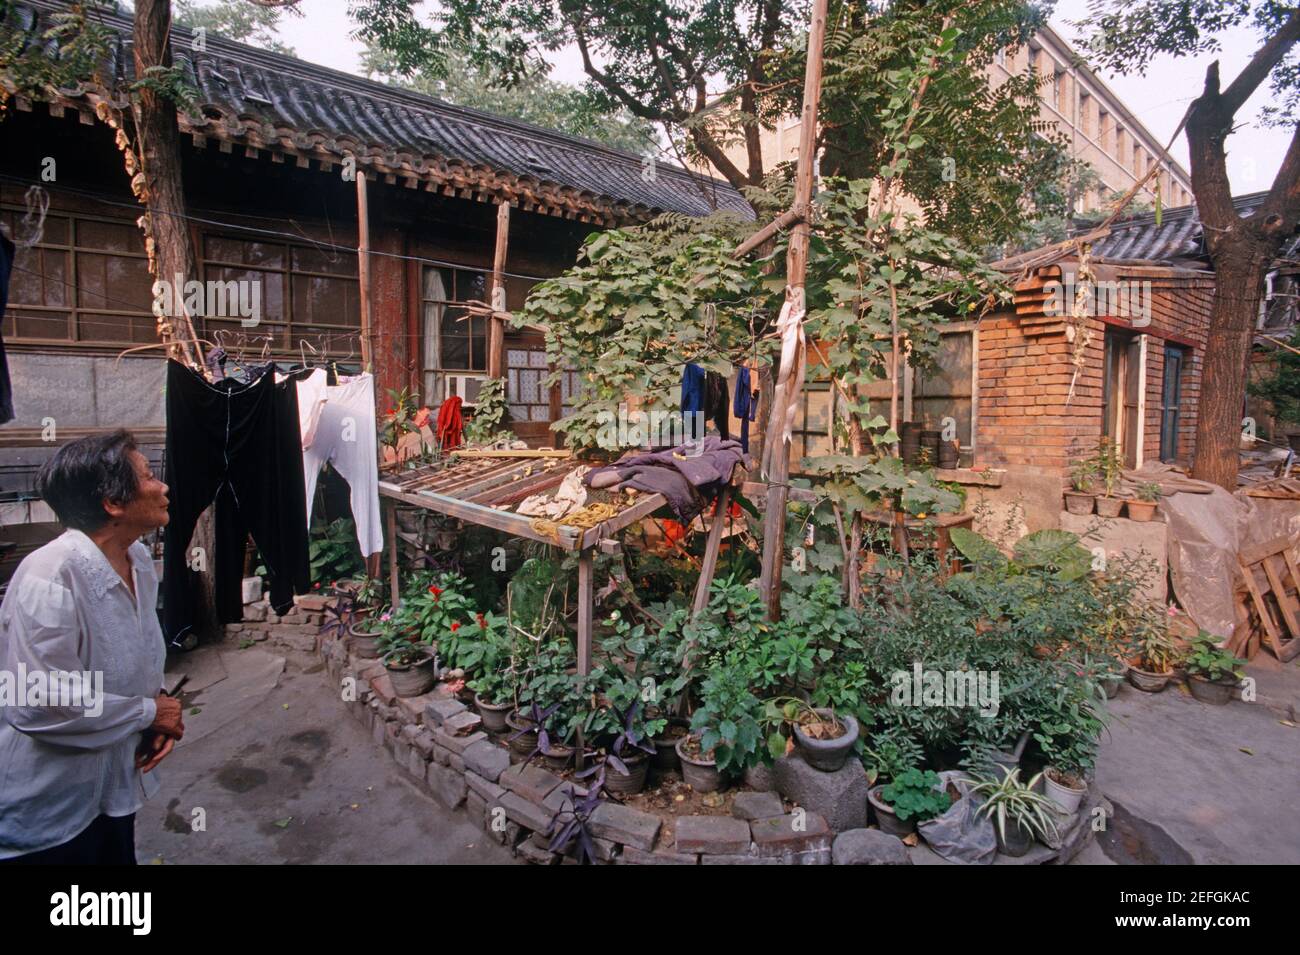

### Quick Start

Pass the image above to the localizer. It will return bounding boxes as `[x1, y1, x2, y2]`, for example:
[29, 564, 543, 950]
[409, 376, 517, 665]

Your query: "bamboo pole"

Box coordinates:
[758, 0, 829, 621]
[488, 200, 511, 379]
[356, 170, 373, 371]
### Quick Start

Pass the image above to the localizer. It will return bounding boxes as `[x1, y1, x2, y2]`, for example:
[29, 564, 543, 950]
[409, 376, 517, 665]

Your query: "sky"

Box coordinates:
[271, 0, 1292, 194]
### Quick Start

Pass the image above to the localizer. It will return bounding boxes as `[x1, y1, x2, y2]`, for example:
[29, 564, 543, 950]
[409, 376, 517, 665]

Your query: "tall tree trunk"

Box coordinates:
[134, 0, 217, 644]
[1191, 253, 1270, 489]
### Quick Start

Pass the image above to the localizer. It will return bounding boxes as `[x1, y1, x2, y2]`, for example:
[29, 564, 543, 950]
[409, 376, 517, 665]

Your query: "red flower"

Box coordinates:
[476, 612, 486, 629]
[450, 622, 461, 632]
[312, 581, 321, 590]
[427, 585, 443, 602]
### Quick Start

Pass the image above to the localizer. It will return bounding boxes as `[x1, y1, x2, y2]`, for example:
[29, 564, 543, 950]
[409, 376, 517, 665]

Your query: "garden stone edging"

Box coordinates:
[303, 607, 1099, 865]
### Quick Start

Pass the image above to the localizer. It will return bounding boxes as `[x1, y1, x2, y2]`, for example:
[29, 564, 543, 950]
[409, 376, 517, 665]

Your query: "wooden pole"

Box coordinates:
[758, 0, 829, 621]
[386, 500, 399, 608]
[575, 547, 594, 771]
[356, 170, 373, 371]
[488, 200, 511, 379]
[692, 485, 734, 615]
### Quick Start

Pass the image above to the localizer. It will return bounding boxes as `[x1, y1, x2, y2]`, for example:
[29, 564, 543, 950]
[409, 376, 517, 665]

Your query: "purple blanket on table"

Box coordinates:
[583, 437, 746, 521]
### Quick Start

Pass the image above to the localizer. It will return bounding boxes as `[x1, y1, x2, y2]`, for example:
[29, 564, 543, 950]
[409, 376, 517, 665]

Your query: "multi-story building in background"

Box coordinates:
[705, 24, 1193, 214]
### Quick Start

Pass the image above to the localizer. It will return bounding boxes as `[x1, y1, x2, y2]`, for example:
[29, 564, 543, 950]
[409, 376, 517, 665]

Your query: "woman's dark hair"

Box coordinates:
[36, 429, 141, 531]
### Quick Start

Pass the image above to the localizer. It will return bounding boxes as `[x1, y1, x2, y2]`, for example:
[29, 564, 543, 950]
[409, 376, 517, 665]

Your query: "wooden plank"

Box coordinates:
[487, 200, 510, 379]
[443, 460, 539, 501]
[450, 449, 571, 459]
[379, 482, 582, 549]
[386, 500, 399, 608]
[1240, 558, 1285, 658]
[468, 467, 567, 506]
[692, 486, 733, 615]
[356, 172, 372, 370]
[1263, 554, 1300, 639]
[577, 550, 593, 676]
[577, 492, 671, 550]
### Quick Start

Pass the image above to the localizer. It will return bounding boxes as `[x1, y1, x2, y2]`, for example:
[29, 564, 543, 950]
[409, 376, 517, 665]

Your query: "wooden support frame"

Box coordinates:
[1237, 536, 1300, 662]
[487, 200, 510, 380]
[356, 170, 373, 370]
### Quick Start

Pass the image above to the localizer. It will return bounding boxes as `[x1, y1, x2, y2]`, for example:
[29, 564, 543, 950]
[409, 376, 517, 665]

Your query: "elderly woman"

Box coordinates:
[0, 429, 183, 864]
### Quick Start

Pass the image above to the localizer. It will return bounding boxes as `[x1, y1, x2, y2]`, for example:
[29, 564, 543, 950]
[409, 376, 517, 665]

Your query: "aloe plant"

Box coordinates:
[968, 767, 1061, 847]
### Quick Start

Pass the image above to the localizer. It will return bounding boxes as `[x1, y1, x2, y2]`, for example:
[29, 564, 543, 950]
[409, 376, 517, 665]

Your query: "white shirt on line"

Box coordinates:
[0, 530, 165, 859]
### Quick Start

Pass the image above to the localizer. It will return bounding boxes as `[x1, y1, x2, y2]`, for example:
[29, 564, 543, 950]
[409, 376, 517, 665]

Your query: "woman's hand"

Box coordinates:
[151, 694, 185, 740]
[135, 732, 175, 773]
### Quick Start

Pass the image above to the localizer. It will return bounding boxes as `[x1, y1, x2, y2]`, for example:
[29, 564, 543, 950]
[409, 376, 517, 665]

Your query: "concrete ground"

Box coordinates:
[1087, 654, 1300, 865]
[135, 641, 511, 865]
[137, 637, 1298, 866]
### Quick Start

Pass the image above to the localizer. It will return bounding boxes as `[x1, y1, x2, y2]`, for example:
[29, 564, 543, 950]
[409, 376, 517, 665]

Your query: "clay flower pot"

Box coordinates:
[1095, 496, 1125, 518]
[1125, 500, 1158, 522]
[1188, 674, 1238, 705]
[348, 621, 382, 659]
[1063, 491, 1095, 516]
[868, 784, 915, 837]
[1127, 664, 1171, 693]
[386, 655, 436, 697]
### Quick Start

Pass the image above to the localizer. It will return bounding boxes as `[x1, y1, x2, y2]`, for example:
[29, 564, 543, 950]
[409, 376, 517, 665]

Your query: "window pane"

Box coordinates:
[292, 246, 357, 277]
[206, 267, 284, 322]
[205, 236, 284, 269]
[456, 269, 487, 303]
[76, 311, 154, 343]
[9, 309, 70, 340]
[440, 308, 471, 369]
[77, 252, 153, 311]
[291, 274, 360, 328]
[10, 247, 69, 307]
[77, 219, 141, 254]
[423, 267, 451, 302]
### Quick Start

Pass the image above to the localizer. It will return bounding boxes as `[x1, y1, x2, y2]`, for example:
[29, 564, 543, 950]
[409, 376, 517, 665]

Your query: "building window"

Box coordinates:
[995, 48, 1007, 67]
[2, 207, 156, 344]
[1098, 110, 1112, 152]
[1160, 345, 1185, 463]
[1079, 92, 1093, 137]
[421, 265, 489, 406]
[200, 234, 359, 354]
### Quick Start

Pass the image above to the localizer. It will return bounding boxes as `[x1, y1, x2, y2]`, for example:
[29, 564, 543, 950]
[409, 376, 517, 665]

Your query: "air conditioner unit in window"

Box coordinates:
[445, 373, 486, 406]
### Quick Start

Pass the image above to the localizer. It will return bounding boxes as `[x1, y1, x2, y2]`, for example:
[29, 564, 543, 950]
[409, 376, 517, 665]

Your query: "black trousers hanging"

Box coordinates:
[162, 360, 309, 646]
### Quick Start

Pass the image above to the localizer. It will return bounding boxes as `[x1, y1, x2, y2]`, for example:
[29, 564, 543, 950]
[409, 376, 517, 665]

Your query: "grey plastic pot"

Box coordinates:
[1101, 669, 1125, 699]
[1188, 674, 1238, 705]
[1043, 767, 1087, 815]
[675, 736, 723, 793]
[791, 710, 859, 772]
[868, 784, 915, 837]
[651, 719, 690, 772]
[995, 817, 1035, 857]
[603, 752, 650, 794]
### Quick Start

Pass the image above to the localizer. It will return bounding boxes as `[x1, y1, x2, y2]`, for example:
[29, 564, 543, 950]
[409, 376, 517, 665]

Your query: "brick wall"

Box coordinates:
[975, 264, 1215, 483]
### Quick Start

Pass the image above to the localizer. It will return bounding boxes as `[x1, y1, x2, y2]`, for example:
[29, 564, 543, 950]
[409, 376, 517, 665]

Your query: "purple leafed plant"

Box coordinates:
[546, 780, 606, 865]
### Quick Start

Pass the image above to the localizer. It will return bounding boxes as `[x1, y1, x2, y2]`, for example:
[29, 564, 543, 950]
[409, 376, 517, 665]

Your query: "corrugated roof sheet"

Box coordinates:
[6, 0, 751, 221]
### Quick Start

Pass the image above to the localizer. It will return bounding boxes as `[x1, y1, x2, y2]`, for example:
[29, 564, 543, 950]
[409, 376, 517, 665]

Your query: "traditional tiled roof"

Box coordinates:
[1077, 192, 1280, 267]
[4, 0, 752, 224]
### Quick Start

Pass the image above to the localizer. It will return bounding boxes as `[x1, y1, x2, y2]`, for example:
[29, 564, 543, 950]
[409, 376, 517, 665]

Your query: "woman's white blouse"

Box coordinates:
[0, 530, 165, 858]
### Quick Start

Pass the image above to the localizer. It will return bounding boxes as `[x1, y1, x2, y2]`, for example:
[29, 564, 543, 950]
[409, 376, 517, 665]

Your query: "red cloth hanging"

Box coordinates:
[436, 395, 464, 450]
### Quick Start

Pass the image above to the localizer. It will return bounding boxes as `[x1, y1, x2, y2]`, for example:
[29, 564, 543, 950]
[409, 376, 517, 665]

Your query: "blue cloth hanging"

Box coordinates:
[734, 366, 757, 452]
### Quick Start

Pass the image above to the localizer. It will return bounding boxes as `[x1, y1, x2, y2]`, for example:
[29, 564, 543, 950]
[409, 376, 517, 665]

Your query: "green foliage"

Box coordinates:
[968, 767, 1061, 846]
[880, 767, 951, 822]
[949, 527, 1093, 583]
[462, 376, 511, 445]
[689, 659, 767, 778]
[1249, 328, 1300, 429]
[1135, 481, 1162, 503]
[381, 387, 422, 455]
[1070, 455, 1098, 493]
[174, 0, 298, 56]
[386, 570, 477, 663]
[1184, 631, 1246, 682]
[308, 516, 365, 585]
[517, 212, 767, 449]
[516, 638, 587, 744]
[1093, 438, 1123, 497]
[1029, 679, 1105, 780]
[0, 1, 115, 110]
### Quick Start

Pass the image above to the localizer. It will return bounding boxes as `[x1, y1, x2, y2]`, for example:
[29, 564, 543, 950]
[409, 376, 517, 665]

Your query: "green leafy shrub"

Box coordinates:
[880, 768, 951, 822]
[1184, 632, 1246, 683]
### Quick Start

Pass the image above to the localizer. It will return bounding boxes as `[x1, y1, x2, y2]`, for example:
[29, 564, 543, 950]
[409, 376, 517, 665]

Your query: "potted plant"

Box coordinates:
[763, 696, 859, 772]
[681, 659, 766, 792]
[376, 627, 436, 698]
[349, 607, 388, 660]
[1028, 682, 1103, 815]
[967, 767, 1061, 857]
[1184, 632, 1246, 705]
[1094, 440, 1125, 518]
[589, 700, 663, 795]
[1064, 457, 1098, 516]
[1126, 621, 1180, 693]
[868, 767, 952, 837]
[461, 612, 515, 734]
[1126, 482, 1161, 522]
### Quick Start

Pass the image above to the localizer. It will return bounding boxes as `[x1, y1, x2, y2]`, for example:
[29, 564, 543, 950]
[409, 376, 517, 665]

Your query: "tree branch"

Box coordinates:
[1219, 9, 1300, 117]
